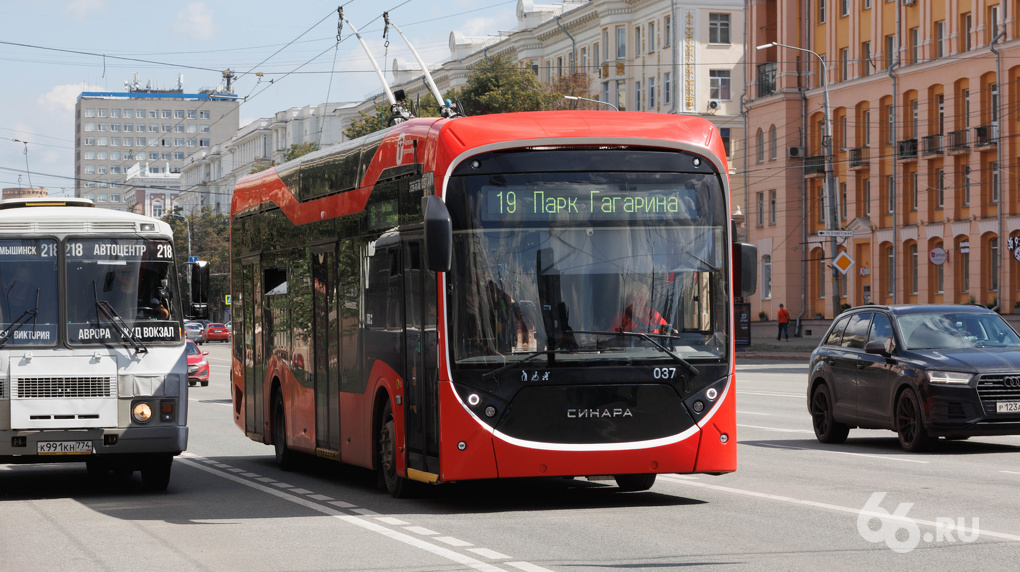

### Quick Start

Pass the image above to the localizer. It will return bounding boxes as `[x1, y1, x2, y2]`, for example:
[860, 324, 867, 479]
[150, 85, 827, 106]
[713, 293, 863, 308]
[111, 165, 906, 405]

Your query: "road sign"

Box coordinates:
[833, 251, 855, 274]
[225, 295, 231, 305]
[818, 230, 854, 238]
[188, 256, 198, 263]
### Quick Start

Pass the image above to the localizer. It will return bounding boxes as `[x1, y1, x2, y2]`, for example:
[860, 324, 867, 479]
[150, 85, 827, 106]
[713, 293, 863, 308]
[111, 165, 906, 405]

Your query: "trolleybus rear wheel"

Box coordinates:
[273, 393, 296, 471]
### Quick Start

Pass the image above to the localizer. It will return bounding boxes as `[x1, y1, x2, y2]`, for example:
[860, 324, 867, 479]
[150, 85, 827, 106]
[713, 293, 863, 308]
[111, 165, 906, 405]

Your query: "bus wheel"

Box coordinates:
[614, 473, 657, 492]
[377, 400, 411, 498]
[273, 393, 296, 471]
[141, 454, 173, 491]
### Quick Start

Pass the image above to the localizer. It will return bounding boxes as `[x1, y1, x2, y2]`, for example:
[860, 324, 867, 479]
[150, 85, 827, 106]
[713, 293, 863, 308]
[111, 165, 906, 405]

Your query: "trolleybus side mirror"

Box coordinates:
[423, 196, 452, 273]
[732, 242, 758, 298]
[190, 260, 210, 319]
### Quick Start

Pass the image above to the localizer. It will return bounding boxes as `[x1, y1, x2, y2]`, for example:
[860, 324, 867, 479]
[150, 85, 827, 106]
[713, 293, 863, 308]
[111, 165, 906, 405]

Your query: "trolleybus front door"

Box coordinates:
[403, 238, 440, 477]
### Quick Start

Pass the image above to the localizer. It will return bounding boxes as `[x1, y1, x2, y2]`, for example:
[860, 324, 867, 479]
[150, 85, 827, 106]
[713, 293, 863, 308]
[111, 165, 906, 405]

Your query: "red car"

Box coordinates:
[187, 340, 209, 386]
[206, 323, 229, 342]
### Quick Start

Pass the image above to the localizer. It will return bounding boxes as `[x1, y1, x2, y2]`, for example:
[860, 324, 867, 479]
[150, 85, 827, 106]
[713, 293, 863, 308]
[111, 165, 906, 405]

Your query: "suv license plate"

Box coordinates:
[996, 401, 1020, 414]
[37, 441, 94, 455]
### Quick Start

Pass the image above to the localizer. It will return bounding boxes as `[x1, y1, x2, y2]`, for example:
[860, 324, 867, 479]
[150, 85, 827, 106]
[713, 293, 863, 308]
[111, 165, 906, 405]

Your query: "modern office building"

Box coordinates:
[74, 76, 239, 212]
[745, 0, 1020, 321]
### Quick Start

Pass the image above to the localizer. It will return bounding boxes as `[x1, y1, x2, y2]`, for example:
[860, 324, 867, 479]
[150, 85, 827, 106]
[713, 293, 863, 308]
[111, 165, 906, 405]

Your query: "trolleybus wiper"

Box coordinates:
[93, 282, 147, 354]
[573, 330, 700, 377]
[0, 289, 39, 348]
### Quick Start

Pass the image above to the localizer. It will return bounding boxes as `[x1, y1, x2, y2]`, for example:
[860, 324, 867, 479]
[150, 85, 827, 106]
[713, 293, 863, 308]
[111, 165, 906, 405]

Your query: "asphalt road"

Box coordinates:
[3, 346, 1019, 571]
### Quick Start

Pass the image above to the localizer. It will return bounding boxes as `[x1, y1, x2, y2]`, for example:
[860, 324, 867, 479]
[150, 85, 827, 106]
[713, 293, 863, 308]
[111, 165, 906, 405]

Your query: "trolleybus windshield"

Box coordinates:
[446, 169, 729, 367]
[65, 237, 183, 345]
[0, 238, 59, 347]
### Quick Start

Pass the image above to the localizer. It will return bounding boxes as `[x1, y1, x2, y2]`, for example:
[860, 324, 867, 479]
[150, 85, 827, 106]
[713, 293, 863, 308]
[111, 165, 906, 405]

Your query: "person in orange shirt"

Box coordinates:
[610, 283, 670, 334]
[777, 303, 790, 341]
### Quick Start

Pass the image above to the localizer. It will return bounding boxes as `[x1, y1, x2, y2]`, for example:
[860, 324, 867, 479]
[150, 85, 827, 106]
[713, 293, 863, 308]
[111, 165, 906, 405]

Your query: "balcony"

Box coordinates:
[896, 139, 918, 161]
[757, 62, 777, 98]
[921, 134, 943, 156]
[805, 155, 826, 177]
[947, 129, 969, 153]
[849, 147, 870, 169]
[975, 124, 998, 147]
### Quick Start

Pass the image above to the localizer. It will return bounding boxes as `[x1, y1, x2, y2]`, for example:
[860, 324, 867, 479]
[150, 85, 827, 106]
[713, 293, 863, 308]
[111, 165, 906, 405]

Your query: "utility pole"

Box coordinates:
[758, 42, 841, 319]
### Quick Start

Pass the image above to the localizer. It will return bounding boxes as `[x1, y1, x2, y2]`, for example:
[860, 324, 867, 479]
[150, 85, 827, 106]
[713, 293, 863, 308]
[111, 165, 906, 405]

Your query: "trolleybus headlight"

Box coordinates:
[467, 393, 480, 406]
[706, 388, 718, 401]
[132, 401, 153, 423]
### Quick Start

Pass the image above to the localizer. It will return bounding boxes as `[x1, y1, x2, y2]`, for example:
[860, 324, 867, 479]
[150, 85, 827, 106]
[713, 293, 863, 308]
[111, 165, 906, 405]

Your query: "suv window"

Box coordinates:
[825, 315, 852, 346]
[867, 313, 894, 347]
[841, 313, 873, 349]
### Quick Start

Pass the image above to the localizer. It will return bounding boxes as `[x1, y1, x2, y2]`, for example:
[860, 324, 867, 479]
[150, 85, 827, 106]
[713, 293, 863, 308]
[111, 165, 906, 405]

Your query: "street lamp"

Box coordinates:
[757, 42, 841, 320]
[564, 95, 619, 111]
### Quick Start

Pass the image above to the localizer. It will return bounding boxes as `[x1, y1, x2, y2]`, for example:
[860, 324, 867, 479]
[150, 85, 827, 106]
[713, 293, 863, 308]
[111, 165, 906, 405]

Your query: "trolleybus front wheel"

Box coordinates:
[614, 473, 657, 492]
[377, 399, 412, 498]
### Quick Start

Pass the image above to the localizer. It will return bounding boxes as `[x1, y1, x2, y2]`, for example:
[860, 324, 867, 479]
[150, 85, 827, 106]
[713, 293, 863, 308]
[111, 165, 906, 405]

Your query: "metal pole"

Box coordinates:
[758, 42, 840, 319]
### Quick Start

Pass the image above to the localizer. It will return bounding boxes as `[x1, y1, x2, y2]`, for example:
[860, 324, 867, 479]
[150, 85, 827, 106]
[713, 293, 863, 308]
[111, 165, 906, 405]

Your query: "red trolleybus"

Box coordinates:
[230, 111, 756, 496]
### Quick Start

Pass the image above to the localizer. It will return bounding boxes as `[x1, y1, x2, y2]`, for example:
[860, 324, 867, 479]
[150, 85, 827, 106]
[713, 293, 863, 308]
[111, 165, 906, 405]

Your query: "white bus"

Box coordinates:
[0, 198, 207, 491]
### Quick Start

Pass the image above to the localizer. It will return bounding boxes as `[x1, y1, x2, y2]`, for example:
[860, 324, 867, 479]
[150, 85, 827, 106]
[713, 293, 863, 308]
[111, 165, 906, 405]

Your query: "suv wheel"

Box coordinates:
[896, 389, 934, 452]
[811, 384, 850, 444]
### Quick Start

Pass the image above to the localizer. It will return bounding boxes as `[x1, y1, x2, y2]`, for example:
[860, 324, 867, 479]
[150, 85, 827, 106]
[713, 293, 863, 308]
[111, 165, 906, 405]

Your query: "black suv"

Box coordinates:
[808, 304, 1020, 451]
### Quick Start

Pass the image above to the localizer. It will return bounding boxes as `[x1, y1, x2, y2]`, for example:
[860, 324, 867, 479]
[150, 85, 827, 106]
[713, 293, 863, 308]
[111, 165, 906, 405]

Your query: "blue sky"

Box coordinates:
[0, 0, 518, 196]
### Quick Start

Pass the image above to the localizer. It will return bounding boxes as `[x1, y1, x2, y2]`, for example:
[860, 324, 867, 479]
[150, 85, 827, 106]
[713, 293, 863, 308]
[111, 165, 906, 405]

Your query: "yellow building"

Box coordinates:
[746, 0, 1020, 320]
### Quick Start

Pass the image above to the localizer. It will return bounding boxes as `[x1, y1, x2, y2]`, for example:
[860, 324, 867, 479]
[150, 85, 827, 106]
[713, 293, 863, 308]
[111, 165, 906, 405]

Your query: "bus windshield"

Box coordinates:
[446, 169, 729, 366]
[66, 237, 183, 345]
[0, 238, 59, 347]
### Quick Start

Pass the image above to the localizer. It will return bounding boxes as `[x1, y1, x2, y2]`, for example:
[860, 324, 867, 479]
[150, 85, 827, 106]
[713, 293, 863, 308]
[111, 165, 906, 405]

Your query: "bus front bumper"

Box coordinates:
[0, 426, 187, 461]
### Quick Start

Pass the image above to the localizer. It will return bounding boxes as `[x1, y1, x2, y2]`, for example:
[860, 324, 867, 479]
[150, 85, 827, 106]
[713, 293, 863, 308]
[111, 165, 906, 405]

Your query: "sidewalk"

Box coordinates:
[737, 318, 828, 360]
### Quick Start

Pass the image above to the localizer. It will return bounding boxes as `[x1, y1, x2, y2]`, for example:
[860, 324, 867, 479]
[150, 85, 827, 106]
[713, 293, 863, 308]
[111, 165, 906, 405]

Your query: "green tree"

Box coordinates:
[165, 207, 231, 322]
[457, 55, 558, 115]
[343, 102, 392, 140]
[283, 141, 319, 162]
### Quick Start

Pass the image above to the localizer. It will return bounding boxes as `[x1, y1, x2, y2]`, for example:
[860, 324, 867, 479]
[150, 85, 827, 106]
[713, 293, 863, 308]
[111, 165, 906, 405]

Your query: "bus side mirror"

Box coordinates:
[732, 242, 757, 298]
[190, 260, 210, 319]
[423, 196, 452, 273]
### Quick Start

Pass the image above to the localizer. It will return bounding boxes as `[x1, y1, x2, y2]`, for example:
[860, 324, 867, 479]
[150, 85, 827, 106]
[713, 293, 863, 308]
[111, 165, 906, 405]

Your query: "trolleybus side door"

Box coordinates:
[402, 237, 440, 476]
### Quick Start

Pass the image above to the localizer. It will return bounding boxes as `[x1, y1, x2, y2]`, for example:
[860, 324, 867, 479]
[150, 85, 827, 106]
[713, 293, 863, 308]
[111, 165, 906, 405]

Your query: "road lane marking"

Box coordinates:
[657, 474, 1020, 542]
[407, 526, 439, 535]
[290, 488, 313, 495]
[469, 548, 511, 560]
[737, 423, 814, 434]
[178, 456, 514, 572]
[328, 500, 356, 509]
[747, 441, 930, 464]
[1002, 471, 1020, 476]
[737, 410, 773, 416]
[308, 494, 333, 501]
[377, 517, 409, 526]
[737, 391, 804, 398]
[437, 537, 474, 547]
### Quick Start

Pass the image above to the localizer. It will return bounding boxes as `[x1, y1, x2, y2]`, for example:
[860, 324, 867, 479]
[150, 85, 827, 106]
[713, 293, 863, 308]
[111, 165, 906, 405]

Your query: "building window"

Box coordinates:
[663, 15, 671, 47]
[819, 257, 826, 298]
[910, 243, 918, 295]
[819, 0, 826, 24]
[989, 5, 1000, 42]
[841, 182, 848, 220]
[886, 104, 895, 144]
[648, 21, 655, 53]
[885, 34, 895, 69]
[962, 13, 972, 52]
[616, 26, 626, 59]
[84, 123, 95, 132]
[839, 48, 849, 81]
[936, 168, 945, 208]
[84, 108, 96, 118]
[148, 110, 158, 119]
[769, 190, 777, 224]
[864, 179, 871, 216]
[149, 152, 159, 160]
[886, 175, 895, 213]
[720, 128, 731, 157]
[935, 21, 946, 58]
[935, 240, 944, 294]
[761, 255, 772, 299]
[756, 192, 765, 226]
[769, 125, 777, 160]
[862, 42, 871, 77]
[840, 0, 848, 16]
[664, 72, 671, 104]
[963, 89, 970, 128]
[756, 129, 765, 163]
[123, 109, 134, 119]
[960, 243, 970, 293]
[200, 110, 210, 119]
[710, 70, 731, 100]
[635, 27, 642, 55]
[199, 139, 210, 147]
[909, 27, 919, 64]
[886, 246, 895, 296]
[648, 77, 656, 108]
[990, 237, 1000, 292]
[709, 14, 730, 44]
[634, 82, 642, 112]
[187, 110, 197, 119]
[97, 109, 108, 118]
[992, 161, 1000, 203]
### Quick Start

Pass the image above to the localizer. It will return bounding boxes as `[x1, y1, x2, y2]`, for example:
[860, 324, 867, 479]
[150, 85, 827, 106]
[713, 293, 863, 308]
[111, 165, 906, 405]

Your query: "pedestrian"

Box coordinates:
[777, 303, 790, 341]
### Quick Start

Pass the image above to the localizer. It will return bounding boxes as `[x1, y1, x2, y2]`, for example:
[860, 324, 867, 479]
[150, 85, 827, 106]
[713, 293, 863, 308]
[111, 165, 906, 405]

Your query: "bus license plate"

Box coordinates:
[996, 401, 1020, 414]
[37, 441, 94, 455]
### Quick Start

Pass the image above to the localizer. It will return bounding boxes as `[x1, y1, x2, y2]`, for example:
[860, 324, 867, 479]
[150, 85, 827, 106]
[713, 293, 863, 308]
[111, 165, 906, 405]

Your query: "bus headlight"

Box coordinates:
[132, 401, 153, 423]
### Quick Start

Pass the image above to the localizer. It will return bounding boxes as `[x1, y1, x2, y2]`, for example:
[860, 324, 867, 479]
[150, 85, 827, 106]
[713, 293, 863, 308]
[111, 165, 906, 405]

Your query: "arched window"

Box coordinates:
[769, 125, 777, 160]
[756, 129, 765, 163]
